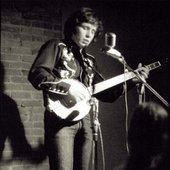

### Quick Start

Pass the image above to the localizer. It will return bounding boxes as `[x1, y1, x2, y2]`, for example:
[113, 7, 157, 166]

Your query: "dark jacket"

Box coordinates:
[28, 39, 124, 105]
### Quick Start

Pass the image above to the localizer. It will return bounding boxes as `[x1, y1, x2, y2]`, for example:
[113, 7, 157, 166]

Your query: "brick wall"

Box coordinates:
[0, 1, 62, 169]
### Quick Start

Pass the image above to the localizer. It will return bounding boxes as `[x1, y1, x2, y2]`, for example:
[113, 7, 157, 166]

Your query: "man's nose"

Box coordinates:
[86, 30, 92, 37]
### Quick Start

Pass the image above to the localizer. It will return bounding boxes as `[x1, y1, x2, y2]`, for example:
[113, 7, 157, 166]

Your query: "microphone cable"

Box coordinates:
[122, 60, 130, 155]
[91, 98, 106, 170]
[98, 123, 106, 170]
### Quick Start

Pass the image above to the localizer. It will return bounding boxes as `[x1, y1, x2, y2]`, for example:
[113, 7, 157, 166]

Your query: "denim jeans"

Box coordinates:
[44, 110, 93, 170]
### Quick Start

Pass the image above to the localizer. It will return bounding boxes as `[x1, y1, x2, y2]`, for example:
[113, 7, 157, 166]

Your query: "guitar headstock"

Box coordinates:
[145, 57, 169, 73]
[146, 61, 161, 71]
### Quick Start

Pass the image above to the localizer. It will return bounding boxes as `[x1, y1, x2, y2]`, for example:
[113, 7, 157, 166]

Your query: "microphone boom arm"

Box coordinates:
[104, 49, 169, 108]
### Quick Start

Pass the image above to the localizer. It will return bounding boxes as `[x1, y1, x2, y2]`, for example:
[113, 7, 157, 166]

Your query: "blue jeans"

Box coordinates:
[44, 110, 93, 170]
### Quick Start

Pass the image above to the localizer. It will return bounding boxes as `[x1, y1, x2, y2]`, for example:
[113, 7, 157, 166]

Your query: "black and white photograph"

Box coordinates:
[1, 0, 170, 170]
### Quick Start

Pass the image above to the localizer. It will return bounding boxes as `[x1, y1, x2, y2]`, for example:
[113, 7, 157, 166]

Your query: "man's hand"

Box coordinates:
[50, 81, 70, 93]
[40, 79, 70, 94]
[132, 63, 149, 83]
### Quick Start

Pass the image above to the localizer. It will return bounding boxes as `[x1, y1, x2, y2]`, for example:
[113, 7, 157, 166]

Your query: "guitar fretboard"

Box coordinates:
[91, 61, 161, 95]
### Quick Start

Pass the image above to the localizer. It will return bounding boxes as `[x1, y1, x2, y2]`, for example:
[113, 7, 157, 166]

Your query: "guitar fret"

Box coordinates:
[146, 61, 161, 71]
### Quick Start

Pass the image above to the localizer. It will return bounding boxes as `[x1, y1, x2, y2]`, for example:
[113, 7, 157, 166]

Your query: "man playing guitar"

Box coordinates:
[28, 7, 149, 170]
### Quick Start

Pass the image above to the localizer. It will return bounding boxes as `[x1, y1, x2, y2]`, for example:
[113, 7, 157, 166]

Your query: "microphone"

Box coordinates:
[101, 32, 123, 61]
[105, 32, 116, 48]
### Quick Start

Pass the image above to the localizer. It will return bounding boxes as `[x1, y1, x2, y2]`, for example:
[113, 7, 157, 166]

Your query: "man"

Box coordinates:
[28, 7, 149, 170]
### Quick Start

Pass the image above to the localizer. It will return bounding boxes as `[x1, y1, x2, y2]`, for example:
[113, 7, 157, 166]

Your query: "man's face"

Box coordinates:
[71, 22, 98, 48]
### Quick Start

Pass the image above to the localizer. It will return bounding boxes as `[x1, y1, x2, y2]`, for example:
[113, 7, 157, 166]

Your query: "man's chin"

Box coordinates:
[80, 45, 87, 48]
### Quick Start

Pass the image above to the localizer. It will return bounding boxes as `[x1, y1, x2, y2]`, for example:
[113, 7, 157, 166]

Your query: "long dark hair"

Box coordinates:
[64, 7, 103, 42]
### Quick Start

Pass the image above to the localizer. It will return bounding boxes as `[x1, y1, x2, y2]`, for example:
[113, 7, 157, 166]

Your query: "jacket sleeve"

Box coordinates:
[28, 39, 60, 90]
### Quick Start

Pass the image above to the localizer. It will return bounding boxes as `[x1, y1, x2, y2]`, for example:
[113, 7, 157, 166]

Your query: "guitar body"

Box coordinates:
[47, 79, 92, 121]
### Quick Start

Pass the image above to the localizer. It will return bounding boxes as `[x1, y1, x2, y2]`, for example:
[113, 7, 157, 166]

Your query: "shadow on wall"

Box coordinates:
[0, 61, 47, 164]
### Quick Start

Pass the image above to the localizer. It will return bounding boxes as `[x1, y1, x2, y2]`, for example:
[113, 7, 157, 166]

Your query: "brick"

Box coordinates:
[31, 48, 39, 55]
[13, 62, 30, 70]
[1, 46, 12, 53]
[33, 129, 44, 136]
[32, 21, 53, 29]
[22, 10, 50, 21]
[33, 121, 44, 128]
[1, 16, 11, 24]
[4, 83, 34, 91]
[21, 26, 44, 36]
[43, 30, 58, 37]
[18, 107, 32, 118]
[31, 92, 43, 99]
[11, 18, 32, 26]
[31, 105, 44, 111]
[4, 83, 25, 90]
[21, 69, 29, 76]
[22, 84, 36, 91]
[20, 100, 43, 107]
[2, 61, 30, 70]
[32, 35, 44, 42]
[3, 77, 11, 83]
[1, 24, 20, 33]
[19, 40, 32, 48]
[12, 165, 35, 170]
[1, 54, 21, 61]
[11, 46, 32, 55]
[22, 41, 43, 49]
[26, 136, 44, 145]
[1, 32, 21, 41]
[11, 91, 31, 99]
[20, 33, 32, 41]
[20, 26, 32, 34]
[1, 39, 21, 48]
[1, 9, 21, 18]
[5, 69, 21, 76]
[23, 121, 34, 128]
[11, 76, 28, 83]
[0, 166, 10, 170]
[22, 62, 32, 70]
[24, 128, 36, 136]
[19, 113, 30, 122]
[2, 61, 10, 68]
[32, 113, 45, 121]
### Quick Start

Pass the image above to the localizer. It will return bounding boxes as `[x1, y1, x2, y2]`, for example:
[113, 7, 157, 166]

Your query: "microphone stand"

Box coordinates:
[137, 83, 145, 104]
[102, 47, 169, 107]
[91, 97, 100, 170]
[118, 55, 169, 108]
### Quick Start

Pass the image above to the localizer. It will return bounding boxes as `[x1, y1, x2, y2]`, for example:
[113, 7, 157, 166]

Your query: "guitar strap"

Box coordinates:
[71, 48, 91, 86]
[83, 58, 105, 81]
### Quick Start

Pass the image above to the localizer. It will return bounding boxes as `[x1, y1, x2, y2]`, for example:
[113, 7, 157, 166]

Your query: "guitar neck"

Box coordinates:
[91, 61, 161, 95]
